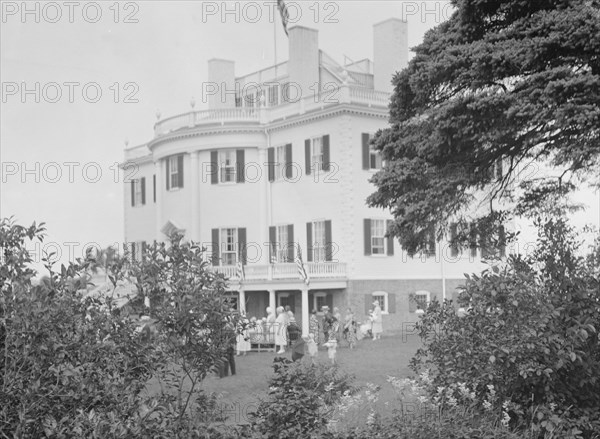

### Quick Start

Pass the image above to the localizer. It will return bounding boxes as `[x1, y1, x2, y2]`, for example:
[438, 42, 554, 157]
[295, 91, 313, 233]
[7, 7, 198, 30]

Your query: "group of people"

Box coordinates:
[231, 300, 384, 366]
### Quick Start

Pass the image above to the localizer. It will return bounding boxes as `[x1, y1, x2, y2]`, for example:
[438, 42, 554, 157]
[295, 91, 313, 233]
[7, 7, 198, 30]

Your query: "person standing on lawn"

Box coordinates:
[343, 308, 357, 349]
[309, 309, 321, 344]
[219, 322, 237, 378]
[333, 307, 343, 341]
[275, 306, 288, 354]
[236, 312, 251, 356]
[371, 300, 383, 340]
[322, 306, 334, 342]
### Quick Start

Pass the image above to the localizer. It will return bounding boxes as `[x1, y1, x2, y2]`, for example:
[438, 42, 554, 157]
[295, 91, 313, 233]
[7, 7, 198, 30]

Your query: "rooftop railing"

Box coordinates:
[209, 262, 347, 282]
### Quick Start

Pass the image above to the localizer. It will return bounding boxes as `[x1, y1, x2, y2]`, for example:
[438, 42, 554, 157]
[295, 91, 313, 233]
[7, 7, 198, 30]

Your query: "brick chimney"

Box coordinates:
[373, 18, 408, 93]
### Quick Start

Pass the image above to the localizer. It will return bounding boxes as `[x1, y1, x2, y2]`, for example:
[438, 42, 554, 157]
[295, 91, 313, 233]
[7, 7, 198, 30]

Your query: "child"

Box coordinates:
[323, 339, 337, 365]
[291, 337, 306, 362]
[306, 333, 318, 365]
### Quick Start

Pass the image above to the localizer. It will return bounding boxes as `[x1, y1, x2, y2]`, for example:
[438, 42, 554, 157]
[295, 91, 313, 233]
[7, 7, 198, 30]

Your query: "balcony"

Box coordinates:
[153, 85, 390, 137]
[209, 262, 347, 282]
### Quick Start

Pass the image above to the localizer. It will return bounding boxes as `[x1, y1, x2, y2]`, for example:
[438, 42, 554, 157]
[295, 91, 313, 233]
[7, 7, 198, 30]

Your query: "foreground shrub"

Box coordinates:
[410, 218, 600, 438]
[249, 357, 355, 438]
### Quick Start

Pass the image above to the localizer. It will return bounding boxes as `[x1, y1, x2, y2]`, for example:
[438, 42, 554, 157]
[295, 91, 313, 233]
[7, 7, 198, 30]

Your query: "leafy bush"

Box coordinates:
[0, 218, 240, 438]
[249, 357, 355, 438]
[410, 218, 600, 438]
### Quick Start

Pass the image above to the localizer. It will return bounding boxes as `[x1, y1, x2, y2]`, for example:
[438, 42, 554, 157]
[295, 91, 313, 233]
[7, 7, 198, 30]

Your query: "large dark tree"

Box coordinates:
[368, 0, 600, 256]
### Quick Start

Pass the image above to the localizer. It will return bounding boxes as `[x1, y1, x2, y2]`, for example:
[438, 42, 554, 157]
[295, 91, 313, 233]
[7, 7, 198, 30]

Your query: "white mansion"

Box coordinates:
[123, 19, 493, 335]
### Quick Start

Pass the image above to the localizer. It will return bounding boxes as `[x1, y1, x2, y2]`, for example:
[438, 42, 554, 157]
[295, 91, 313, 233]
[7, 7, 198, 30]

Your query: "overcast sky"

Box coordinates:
[1, 1, 598, 269]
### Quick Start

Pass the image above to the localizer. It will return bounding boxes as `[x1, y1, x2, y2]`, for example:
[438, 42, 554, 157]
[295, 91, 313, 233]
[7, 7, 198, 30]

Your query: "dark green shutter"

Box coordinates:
[362, 133, 370, 170]
[141, 177, 146, 205]
[388, 293, 396, 313]
[211, 228, 220, 265]
[268, 147, 275, 182]
[236, 149, 245, 183]
[153, 174, 156, 203]
[141, 241, 147, 261]
[386, 220, 394, 256]
[499, 225, 506, 257]
[364, 219, 372, 255]
[238, 228, 247, 264]
[210, 151, 218, 185]
[287, 224, 294, 262]
[166, 158, 170, 190]
[322, 135, 330, 171]
[285, 143, 293, 179]
[130, 181, 135, 206]
[450, 223, 459, 257]
[306, 222, 313, 262]
[305, 139, 311, 175]
[177, 155, 184, 188]
[269, 226, 276, 261]
[131, 242, 136, 262]
[409, 293, 417, 313]
[324, 220, 332, 261]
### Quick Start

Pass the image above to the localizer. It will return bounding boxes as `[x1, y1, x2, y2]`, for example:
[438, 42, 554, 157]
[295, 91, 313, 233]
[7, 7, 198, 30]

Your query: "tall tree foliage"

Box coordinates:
[368, 0, 600, 255]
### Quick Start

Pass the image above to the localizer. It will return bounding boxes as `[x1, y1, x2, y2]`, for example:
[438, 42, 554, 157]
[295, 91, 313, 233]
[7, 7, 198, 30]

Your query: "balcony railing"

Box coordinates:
[209, 262, 347, 282]
[153, 84, 391, 137]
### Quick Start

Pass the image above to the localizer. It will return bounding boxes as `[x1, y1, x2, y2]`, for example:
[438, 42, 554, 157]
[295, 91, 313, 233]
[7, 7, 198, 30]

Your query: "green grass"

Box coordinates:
[197, 332, 422, 424]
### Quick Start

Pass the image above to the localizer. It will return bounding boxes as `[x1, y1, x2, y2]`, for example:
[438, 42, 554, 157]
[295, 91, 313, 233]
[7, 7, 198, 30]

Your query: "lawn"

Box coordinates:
[197, 331, 423, 424]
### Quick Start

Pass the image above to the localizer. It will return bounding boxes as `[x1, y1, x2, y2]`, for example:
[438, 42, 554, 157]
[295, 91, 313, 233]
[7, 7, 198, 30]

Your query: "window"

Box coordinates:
[220, 150, 237, 183]
[371, 219, 385, 255]
[276, 225, 289, 262]
[312, 220, 326, 262]
[166, 155, 183, 190]
[131, 177, 145, 207]
[235, 94, 242, 108]
[414, 290, 430, 314]
[268, 83, 279, 106]
[372, 291, 389, 314]
[311, 137, 323, 171]
[224, 295, 239, 311]
[362, 133, 382, 170]
[221, 228, 238, 266]
[278, 293, 294, 312]
[274, 145, 286, 181]
[314, 293, 327, 314]
[131, 241, 145, 262]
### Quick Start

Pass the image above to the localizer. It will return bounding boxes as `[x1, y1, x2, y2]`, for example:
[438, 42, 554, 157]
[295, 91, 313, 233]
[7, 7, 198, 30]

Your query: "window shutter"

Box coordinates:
[386, 220, 394, 256]
[287, 224, 294, 262]
[409, 293, 417, 313]
[211, 228, 220, 265]
[269, 226, 276, 261]
[388, 293, 396, 314]
[499, 225, 506, 257]
[364, 219, 372, 255]
[450, 222, 459, 257]
[238, 227, 247, 264]
[141, 241, 147, 261]
[306, 222, 313, 262]
[267, 147, 275, 182]
[305, 139, 311, 175]
[236, 149, 245, 183]
[364, 294, 372, 315]
[141, 177, 146, 205]
[362, 133, 370, 170]
[177, 154, 184, 188]
[210, 151, 218, 185]
[131, 242, 136, 262]
[285, 143, 293, 179]
[153, 174, 156, 203]
[469, 223, 478, 258]
[322, 135, 330, 171]
[324, 220, 332, 261]
[130, 181, 135, 206]
[165, 158, 170, 190]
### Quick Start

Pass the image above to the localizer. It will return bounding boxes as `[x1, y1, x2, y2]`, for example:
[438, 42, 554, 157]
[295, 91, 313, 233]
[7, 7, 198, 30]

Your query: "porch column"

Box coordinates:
[301, 286, 309, 335]
[269, 289, 276, 311]
[239, 288, 246, 314]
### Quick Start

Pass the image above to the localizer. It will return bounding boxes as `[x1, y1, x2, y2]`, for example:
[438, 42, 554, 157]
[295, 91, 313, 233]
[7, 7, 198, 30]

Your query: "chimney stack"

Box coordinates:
[373, 18, 408, 93]
[288, 26, 320, 100]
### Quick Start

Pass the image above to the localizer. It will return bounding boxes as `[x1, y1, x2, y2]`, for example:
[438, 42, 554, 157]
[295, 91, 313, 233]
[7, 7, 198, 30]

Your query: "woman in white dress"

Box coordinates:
[236, 313, 251, 355]
[371, 300, 383, 340]
[275, 306, 288, 354]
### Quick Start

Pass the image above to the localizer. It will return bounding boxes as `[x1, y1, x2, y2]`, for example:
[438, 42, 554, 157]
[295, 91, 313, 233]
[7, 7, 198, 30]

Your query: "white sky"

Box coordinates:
[1, 1, 598, 268]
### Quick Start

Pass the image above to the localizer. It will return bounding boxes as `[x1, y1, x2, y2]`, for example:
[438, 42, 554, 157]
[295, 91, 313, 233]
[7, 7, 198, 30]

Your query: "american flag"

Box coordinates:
[295, 244, 310, 286]
[277, 0, 289, 36]
[236, 260, 245, 290]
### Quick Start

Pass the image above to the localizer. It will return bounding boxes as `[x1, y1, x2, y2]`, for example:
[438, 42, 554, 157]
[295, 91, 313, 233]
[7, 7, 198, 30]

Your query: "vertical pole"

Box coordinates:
[301, 286, 309, 336]
[239, 289, 246, 314]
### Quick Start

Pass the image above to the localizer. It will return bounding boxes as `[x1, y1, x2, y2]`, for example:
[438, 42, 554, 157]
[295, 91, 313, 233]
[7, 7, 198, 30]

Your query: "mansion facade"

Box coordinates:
[123, 19, 495, 335]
